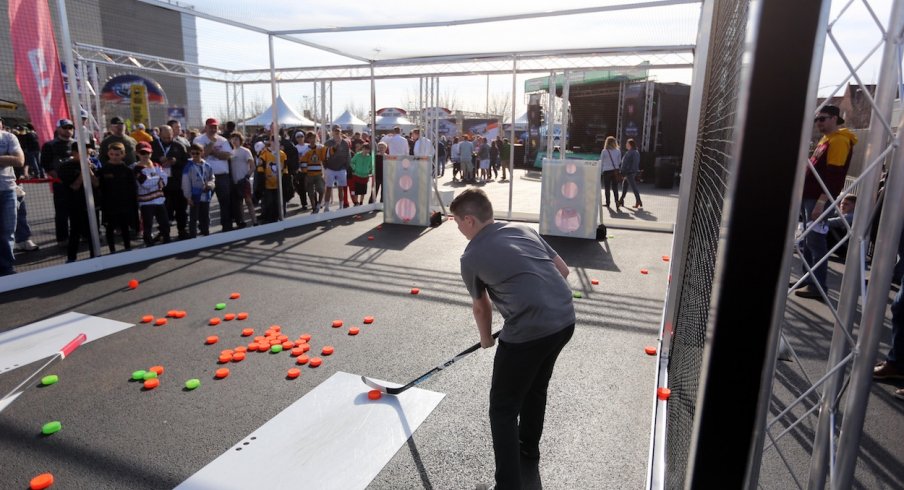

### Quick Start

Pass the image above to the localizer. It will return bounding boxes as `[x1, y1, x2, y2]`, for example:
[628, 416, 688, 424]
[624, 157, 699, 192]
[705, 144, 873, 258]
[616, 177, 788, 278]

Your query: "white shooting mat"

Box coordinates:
[177, 371, 445, 490]
[0, 312, 133, 374]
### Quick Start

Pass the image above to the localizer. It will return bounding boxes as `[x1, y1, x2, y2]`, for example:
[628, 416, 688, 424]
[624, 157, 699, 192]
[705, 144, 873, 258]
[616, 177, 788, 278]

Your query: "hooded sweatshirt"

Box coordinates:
[804, 128, 858, 200]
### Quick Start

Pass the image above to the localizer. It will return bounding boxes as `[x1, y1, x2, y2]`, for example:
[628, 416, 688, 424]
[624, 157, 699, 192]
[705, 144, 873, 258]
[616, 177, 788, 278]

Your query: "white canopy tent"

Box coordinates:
[242, 95, 315, 127]
[374, 115, 415, 132]
[330, 110, 368, 133]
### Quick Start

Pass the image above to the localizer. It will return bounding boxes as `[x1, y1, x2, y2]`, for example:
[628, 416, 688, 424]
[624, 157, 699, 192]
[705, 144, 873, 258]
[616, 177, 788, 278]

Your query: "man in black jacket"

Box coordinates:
[40, 119, 75, 246]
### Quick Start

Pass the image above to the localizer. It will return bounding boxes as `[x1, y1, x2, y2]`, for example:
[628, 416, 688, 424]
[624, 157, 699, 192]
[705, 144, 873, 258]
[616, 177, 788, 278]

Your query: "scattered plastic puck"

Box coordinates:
[142, 371, 158, 380]
[640, 269, 649, 275]
[367, 235, 375, 241]
[206, 336, 219, 345]
[247, 343, 258, 352]
[368, 389, 382, 400]
[215, 368, 230, 379]
[166, 310, 178, 318]
[223, 313, 236, 321]
[376, 224, 383, 230]
[237, 312, 248, 321]
[280, 340, 293, 350]
[41, 421, 62, 435]
[220, 349, 234, 356]
[218, 354, 233, 364]
[296, 355, 309, 365]
[241, 328, 254, 337]
[277, 335, 289, 342]
[299, 334, 312, 342]
[185, 378, 201, 390]
[363, 316, 374, 324]
[143, 378, 160, 390]
[572, 291, 583, 298]
[270, 344, 283, 354]
[174, 311, 187, 319]
[591, 279, 599, 285]
[149, 365, 164, 376]
[349, 327, 360, 336]
[234, 346, 247, 353]
[657, 387, 671, 400]
[29, 472, 54, 490]
[410, 288, 420, 295]
[309, 357, 322, 367]
[40, 375, 59, 386]
[140, 315, 154, 324]
[271, 325, 281, 332]
[232, 352, 246, 362]
[287, 346, 302, 357]
[321, 346, 334, 356]
[131, 370, 147, 381]
[662, 255, 670, 262]
[209, 317, 221, 326]
[154, 318, 167, 326]
[287, 368, 301, 379]
[331, 320, 343, 328]
[229, 292, 241, 300]
[299, 343, 311, 353]
[644, 346, 658, 356]
[128, 279, 139, 289]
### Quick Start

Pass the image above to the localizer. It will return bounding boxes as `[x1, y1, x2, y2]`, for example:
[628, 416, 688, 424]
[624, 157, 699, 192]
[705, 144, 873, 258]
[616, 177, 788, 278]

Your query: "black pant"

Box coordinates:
[67, 208, 95, 261]
[105, 213, 132, 253]
[52, 182, 69, 242]
[188, 199, 210, 237]
[229, 180, 246, 228]
[490, 324, 574, 489]
[164, 186, 188, 238]
[214, 174, 233, 231]
[601, 170, 618, 206]
[293, 173, 308, 207]
[261, 189, 279, 224]
[140, 204, 170, 245]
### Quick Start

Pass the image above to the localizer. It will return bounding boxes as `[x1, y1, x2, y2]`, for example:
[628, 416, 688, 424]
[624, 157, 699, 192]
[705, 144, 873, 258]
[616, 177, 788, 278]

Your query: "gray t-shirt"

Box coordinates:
[460, 222, 575, 343]
[0, 131, 23, 191]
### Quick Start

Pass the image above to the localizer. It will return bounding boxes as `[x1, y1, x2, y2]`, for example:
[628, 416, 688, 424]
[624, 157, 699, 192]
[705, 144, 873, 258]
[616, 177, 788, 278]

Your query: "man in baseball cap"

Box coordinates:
[99, 116, 137, 166]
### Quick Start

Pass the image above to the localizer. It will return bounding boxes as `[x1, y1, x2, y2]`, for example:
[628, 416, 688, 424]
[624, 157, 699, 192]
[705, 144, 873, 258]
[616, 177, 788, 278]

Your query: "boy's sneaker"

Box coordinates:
[874, 361, 904, 380]
[15, 240, 39, 251]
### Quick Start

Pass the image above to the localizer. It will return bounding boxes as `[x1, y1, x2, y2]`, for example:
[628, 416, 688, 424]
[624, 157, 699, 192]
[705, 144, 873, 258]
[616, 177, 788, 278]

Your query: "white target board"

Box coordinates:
[176, 371, 444, 490]
[539, 158, 601, 240]
[383, 155, 432, 226]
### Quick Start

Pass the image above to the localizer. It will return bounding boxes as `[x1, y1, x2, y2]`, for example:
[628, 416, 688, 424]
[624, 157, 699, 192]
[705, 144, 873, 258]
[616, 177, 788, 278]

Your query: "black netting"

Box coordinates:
[665, 1, 749, 487]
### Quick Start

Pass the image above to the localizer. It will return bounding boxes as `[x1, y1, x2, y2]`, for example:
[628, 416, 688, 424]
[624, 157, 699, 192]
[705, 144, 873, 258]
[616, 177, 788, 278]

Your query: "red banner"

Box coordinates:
[8, 0, 71, 145]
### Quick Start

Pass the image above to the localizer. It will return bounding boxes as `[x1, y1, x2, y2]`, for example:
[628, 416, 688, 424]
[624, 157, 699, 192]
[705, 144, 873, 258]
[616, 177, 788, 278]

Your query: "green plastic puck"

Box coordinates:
[143, 371, 158, 380]
[270, 344, 283, 353]
[132, 370, 147, 381]
[573, 291, 583, 298]
[41, 421, 62, 435]
[185, 379, 201, 390]
[40, 375, 59, 386]
[215, 303, 226, 310]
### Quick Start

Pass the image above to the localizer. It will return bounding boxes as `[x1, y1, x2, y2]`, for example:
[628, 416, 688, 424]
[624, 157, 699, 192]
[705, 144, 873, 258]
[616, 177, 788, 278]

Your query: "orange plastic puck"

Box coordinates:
[321, 346, 334, 356]
[209, 317, 221, 326]
[220, 349, 234, 356]
[299, 334, 312, 342]
[143, 378, 160, 390]
[640, 269, 649, 275]
[29, 472, 54, 490]
[296, 355, 309, 365]
[256, 342, 270, 351]
[309, 357, 322, 367]
[349, 327, 360, 336]
[410, 288, 420, 295]
[166, 310, 177, 318]
[269, 339, 281, 345]
[281, 341, 294, 350]
[229, 292, 241, 300]
[234, 346, 247, 353]
[644, 346, 658, 356]
[368, 390, 382, 400]
[236, 312, 248, 320]
[206, 336, 219, 345]
[128, 279, 139, 289]
[363, 316, 374, 324]
[271, 325, 281, 332]
[174, 310, 187, 319]
[141, 315, 154, 323]
[277, 335, 289, 342]
[232, 352, 246, 362]
[299, 343, 311, 353]
[218, 354, 233, 363]
[367, 235, 375, 241]
[241, 328, 254, 337]
[215, 368, 230, 379]
[662, 255, 670, 262]
[657, 387, 671, 400]
[287, 368, 301, 379]
[149, 365, 164, 376]
[154, 318, 167, 326]
[290, 347, 304, 357]
[223, 313, 236, 321]
[254, 336, 265, 342]
[331, 320, 343, 328]
[591, 279, 599, 285]
[247, 343, 258, 352]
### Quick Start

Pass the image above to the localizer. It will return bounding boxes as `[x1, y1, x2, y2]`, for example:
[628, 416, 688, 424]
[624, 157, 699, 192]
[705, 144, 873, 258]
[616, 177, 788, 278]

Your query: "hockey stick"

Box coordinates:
[362, 330, 500, 395]
[0, 333, 87, 414]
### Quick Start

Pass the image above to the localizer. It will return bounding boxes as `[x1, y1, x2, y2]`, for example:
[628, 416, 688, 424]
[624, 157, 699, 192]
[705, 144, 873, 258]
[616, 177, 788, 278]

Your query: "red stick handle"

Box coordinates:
[60, 333, 87, 358]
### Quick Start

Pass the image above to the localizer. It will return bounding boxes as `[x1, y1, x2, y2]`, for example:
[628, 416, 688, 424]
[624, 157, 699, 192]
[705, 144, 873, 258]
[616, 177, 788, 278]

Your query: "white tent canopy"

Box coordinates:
[374, 115, 415, 132]
[331, 110, 368, 133]
[242, 95, 315, 127]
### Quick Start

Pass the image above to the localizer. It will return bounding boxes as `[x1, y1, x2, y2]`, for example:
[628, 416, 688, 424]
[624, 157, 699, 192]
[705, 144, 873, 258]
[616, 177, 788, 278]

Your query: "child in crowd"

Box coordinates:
[96, 142, 137, 253]
[134, 141, 170, 246]
[57, 142, 99, 262]
[255, 142, 287, 223]
[349, 143, 372, 206]
[298, 132, 327, 213]
[182, 143, 214, 237]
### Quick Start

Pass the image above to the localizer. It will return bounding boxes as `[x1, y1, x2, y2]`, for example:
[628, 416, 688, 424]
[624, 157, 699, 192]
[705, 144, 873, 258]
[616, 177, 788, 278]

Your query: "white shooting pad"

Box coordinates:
[177, 371, 445, 490]
[0, 312, 133, 374]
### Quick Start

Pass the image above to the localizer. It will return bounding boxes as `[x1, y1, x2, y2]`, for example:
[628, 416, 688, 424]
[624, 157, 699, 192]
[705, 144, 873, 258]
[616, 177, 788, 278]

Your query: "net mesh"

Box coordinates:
[665, 0, 749, 487]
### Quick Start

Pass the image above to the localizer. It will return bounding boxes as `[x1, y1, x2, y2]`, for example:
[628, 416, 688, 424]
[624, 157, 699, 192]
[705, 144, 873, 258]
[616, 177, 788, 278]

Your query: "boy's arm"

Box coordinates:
[472, 293, 494, 348]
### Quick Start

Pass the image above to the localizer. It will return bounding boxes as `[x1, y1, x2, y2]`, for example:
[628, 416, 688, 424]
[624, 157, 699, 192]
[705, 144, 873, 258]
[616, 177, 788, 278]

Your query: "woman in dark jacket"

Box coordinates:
[618, 138, 642, 209]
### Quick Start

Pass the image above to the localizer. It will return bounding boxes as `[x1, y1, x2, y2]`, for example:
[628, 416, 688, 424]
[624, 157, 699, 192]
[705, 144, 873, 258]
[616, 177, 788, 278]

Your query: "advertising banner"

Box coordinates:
[130, 84, 149, 127]
[382, 155, 431, 227]
[539, 158, 601, 239]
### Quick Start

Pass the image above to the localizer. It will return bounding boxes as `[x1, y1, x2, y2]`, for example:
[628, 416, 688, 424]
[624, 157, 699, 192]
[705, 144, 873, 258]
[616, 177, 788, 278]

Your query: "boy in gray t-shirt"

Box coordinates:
[450, 188, 575, 490]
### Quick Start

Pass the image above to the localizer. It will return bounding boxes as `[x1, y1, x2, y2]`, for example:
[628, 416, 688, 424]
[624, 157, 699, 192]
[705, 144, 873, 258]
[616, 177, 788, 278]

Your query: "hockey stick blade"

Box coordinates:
[361, 330, 500, 395]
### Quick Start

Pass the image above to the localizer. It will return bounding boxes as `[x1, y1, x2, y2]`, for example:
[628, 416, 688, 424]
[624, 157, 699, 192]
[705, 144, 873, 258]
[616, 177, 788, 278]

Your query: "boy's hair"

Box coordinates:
[230, 132, 245, 144]
[108, 142, 125, 152]
[842, 195, 856, 204]
[450, 188, 493, 222]
[189, 143, 204, 153]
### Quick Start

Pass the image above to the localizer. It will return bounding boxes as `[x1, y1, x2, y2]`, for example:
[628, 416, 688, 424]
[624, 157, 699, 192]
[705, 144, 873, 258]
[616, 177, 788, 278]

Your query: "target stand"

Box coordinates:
[382, 156, 432, 227]
[539, 158, 601, 240]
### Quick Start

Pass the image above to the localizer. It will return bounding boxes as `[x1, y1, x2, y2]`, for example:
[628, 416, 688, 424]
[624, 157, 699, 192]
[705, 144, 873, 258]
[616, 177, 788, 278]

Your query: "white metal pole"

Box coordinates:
[508, 56, 517, 219]
[329, 81, 333, 129]
[90, 62, 103, 135]
[57, 0, 101, 256]
[268, 35, 284, 221]
[560, 69, 570, 159]
[225, 82, 231, 124]
[240, 84, 246, 135]
[546, 72, 556, 159]
[320, 80, 327, 143]
[370, 63, 376, 196]
[419, 77, 424, 130]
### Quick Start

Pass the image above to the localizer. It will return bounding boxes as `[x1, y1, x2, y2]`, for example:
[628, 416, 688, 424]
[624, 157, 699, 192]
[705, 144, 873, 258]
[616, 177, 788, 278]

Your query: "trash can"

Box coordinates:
[654, 157, 679, 189]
